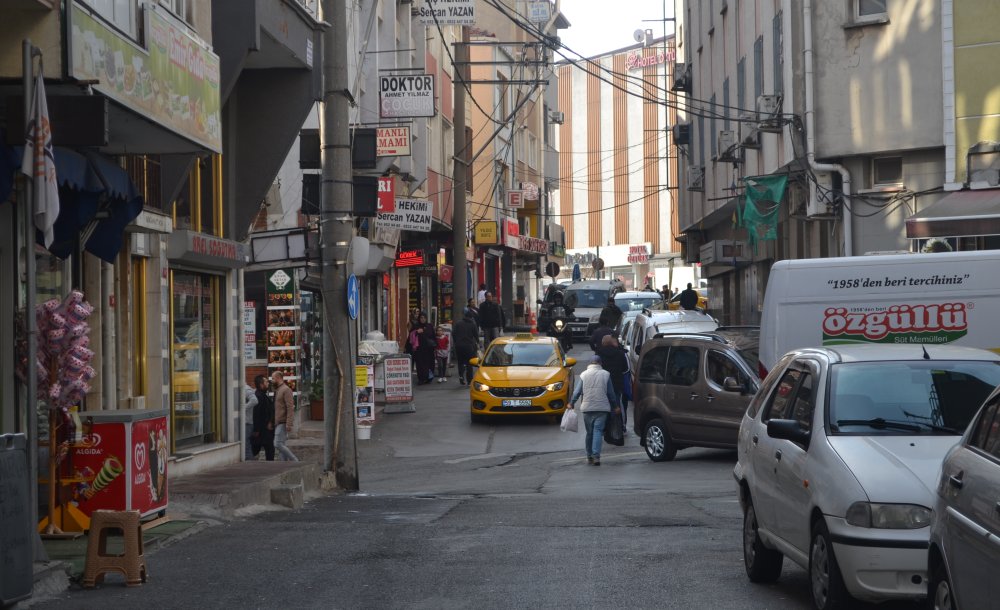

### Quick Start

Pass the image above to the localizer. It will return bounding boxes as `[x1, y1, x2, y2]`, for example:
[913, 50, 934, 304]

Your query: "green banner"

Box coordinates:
[68, 2, 222, 152]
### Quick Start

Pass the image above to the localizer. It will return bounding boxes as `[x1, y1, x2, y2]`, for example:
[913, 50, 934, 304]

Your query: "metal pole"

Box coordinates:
[451, 27, 468, 323]
[320, 0, 358, 490]
[23, 38, 40, 557]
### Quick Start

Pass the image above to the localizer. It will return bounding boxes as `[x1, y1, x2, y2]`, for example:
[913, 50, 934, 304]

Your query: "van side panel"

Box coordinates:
[759, 251, 1000, 369]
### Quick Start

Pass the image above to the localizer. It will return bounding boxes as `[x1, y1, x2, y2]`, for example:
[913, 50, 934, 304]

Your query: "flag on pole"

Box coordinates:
[21, 71, 59, 248]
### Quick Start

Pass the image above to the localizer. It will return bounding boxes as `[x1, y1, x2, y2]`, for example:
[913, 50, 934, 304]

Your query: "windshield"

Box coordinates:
[564, 288, 607, 309]
[615, 296, 662, 312]
[828, 360, 1000, 435]
[483, 342, 560, 367]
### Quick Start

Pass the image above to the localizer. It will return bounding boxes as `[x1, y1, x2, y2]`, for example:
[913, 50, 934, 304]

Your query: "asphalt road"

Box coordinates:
[38, 356, 921, 609]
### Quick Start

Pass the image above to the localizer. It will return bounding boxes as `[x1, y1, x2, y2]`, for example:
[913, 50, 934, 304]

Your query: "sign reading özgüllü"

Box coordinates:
[376, 198, 432, 232]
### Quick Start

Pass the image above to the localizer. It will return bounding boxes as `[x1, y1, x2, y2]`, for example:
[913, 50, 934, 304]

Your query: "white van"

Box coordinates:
[759, 250, 1000, 373]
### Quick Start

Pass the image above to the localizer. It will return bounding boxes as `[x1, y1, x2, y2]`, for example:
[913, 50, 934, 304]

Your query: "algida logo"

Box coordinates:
[822, 303, 969, 345]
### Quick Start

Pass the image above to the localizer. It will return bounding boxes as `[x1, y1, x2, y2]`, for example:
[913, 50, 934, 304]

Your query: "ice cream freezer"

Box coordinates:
[74, 409, 169, 519]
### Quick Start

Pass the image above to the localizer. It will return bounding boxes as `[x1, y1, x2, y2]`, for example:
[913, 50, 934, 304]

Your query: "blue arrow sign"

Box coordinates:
[347, 274, 359, 320]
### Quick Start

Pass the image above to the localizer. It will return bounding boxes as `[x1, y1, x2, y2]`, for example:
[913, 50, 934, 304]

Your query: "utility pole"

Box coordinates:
[320, 0, 358, 490]
[451, 26, 469, 323]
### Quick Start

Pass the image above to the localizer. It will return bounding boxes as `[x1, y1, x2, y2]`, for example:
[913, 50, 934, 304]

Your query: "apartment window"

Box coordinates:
[82, 0, 139, 39]
[709, 94, 717, 159]
[773, 12, 783, 95]
[723, 78, 730, 130]
[159, 0, 193, 24]
[737, 57, 746, 113]
[856, 0, 887, 19]
[753, 36, 764, 103]
[873, 157, 903, 186]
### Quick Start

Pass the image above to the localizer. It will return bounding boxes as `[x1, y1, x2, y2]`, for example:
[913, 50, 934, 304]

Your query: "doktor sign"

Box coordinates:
[380, 75, 435, 119]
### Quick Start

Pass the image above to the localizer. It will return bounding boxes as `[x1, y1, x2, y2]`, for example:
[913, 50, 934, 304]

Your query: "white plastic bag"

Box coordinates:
[560, 408, 578, 432]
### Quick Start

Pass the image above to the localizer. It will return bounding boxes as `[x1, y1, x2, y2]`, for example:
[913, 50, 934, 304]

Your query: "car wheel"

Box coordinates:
[643, 418, 677, 462]
[809, 518, 850, 610]
[930, 561, 954, 610]
[743, 500, 783, 583]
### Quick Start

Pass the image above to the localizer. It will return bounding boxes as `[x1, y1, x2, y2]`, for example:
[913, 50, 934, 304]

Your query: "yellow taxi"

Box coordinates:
[468, 333, 576, 423]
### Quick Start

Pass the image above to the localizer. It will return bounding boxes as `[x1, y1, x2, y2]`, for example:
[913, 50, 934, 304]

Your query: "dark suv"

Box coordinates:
[633, 333, 760, 461]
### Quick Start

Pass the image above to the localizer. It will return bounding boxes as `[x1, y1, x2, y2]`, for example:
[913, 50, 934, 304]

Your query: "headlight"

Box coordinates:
[545, 382, 564, 392]
[472, 381, 490, 392]
[553, 319, 565, 331]
[845, 502, 932, 529]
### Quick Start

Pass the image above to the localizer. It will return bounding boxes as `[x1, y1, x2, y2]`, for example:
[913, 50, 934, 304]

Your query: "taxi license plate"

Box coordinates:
[501, 399, 532, 407]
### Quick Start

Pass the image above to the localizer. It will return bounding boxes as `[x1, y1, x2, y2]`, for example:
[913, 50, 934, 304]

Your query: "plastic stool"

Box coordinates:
[81, 510, 147, 588]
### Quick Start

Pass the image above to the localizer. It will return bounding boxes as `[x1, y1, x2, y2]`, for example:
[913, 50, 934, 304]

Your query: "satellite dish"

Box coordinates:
[633, 29, 645, 43]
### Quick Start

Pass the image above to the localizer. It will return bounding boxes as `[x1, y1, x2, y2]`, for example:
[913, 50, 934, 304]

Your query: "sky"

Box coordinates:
[556, 0, 676, 59]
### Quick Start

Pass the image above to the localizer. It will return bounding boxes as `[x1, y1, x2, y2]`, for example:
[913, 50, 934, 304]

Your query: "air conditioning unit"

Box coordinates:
[717, 130, 739, 162]
[671, 63, 691, 93]
[756, 95, 783, 133]
[739, 113, 760, 148]
[672, 122, 691, 146]
[549, 111, 565, 125]
[807, 170, 836, 217]
[687, 165, 705, 192]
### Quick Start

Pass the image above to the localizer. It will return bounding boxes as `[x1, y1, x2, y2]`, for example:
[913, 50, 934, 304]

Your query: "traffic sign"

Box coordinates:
[347, 274, 359, 320]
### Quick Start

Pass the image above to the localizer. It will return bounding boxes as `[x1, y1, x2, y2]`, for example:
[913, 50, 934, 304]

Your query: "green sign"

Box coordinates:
[68, 2, 222, 152]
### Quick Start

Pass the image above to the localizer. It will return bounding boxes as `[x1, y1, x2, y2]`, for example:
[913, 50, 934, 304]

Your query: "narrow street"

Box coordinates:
[33, 359, 833, 610]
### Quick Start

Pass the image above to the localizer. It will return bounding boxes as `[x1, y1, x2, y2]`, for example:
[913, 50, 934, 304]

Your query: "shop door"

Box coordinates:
[170, 271, 220, 450]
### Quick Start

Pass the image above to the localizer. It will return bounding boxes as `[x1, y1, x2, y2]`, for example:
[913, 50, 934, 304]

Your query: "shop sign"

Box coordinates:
[507, 189, 524, 209]
[68, 2, 222, 152]
[395, 249, 425, 267]
[243, 301, 256, 360]
[520, 236, 548, 254]
[625, 47, 676, 72]
[383, 355, 414, 403]
[379, 75, 435, 119]
[416, 0, 476, 26]
[377, 198, 432, 232]
[166, 230, 248, 269]
[627, 244, 651, 263]
[503, 218, 520, 248]
[377, 126, 411, 157]
[377, 176, 395, 213]
[474, 221, 499, 245]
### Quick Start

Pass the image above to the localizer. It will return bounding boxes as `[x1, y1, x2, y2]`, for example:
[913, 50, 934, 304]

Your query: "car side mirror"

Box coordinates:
[469, 357, 480, 367]
[565, 357, 577, 367]
[723, 376, 742, 393]
[767, 419, 810, 445]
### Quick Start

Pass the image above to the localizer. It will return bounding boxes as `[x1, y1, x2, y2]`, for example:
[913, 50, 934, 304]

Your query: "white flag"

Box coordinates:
[21, 71, 59, 248]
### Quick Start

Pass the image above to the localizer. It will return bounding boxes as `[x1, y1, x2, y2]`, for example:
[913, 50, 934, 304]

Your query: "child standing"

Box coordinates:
[434, 327, 450, 383]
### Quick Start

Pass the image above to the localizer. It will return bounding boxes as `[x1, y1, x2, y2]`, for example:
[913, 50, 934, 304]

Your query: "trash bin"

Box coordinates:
[0, 433, 33, 605]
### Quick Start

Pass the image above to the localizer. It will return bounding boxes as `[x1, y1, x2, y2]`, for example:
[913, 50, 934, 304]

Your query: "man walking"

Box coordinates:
[679, 283, 700, 310]
[271, 371, 299, 462]
[478, 291, 506, 344]
[452, 311, 480, 385]
[567, 355, 620, 466]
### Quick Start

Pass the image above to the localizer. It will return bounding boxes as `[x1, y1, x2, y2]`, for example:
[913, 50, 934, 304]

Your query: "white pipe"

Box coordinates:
[802, 0, 853, 256]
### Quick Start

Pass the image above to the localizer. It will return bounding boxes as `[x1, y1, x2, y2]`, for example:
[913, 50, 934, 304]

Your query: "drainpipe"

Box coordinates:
[802, 0, 854, 256]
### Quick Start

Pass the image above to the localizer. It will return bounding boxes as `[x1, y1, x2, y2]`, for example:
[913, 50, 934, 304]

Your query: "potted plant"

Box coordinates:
[308, 380, 324, 420]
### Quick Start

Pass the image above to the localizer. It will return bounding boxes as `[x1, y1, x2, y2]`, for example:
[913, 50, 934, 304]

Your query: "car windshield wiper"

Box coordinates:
[834, 418, 922, 432]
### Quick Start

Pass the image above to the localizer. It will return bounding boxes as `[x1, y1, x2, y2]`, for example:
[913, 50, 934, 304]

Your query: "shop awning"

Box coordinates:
[906, 190, 1000, 238]
[2, 144, 143, 262]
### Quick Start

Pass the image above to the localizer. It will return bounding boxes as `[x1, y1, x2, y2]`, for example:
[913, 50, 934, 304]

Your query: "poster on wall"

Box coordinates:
[266, 269, 300, 395]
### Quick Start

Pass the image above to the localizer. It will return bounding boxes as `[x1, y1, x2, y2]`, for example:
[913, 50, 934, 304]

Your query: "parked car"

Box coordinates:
[928, 385, 1000, 610]
[625, 309, 719, 373]
[561, 279, 624, 339]
[734, 344, 1000, 609]
[632, 332, 760, 461]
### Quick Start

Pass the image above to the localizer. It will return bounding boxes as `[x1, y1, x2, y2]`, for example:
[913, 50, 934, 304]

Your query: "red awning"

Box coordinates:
[905, 189, 1000, 238]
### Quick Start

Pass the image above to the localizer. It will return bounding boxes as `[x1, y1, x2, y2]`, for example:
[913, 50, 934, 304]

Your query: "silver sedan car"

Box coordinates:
[928, 386, 1000, 610]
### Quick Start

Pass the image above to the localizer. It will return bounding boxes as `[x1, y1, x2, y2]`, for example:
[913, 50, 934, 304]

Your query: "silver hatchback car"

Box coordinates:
[928, 386, 1000, 610]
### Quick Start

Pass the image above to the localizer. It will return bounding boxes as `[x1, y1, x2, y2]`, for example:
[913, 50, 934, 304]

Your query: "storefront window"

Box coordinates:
[170, 271, 218, 449]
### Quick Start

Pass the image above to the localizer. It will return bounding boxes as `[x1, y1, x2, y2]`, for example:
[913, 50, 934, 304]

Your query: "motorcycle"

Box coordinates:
[547, 305, 573, 352]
